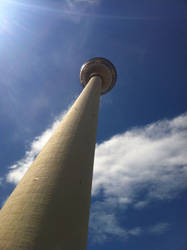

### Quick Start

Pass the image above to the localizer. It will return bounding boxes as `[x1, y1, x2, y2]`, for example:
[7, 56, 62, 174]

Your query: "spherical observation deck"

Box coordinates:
[80, 57, 117, 95]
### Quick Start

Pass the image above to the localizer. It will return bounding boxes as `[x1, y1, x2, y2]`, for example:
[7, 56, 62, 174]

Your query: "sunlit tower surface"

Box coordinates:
[0, 57, 117, 250]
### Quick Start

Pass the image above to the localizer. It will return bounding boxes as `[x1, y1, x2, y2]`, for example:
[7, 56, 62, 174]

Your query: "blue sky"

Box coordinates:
[0, 0, 187, 249]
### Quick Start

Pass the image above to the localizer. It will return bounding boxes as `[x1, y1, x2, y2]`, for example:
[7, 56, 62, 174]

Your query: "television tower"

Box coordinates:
[0, 57, 117, 250]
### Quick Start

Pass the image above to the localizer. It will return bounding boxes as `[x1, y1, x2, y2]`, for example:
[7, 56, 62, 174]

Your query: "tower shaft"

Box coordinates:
[0, 76, 102, 250]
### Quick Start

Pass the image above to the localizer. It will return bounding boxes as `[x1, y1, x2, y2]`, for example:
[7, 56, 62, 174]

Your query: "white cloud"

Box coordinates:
[5, 112, 187, 242]
[89, 112, 187, 242]
[93, 113, 187, 201]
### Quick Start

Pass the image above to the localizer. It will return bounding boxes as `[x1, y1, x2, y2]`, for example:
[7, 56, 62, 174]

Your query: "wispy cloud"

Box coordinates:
[63, 0, 100, 22]
[89, 199, 142, 243]
[66, 0, 100, 8]
[4, 0, 100, 23]
[5, 112, 187, 242]
[2, 0, 172, 28]
[149, 222, 170, 235]
[6, 113, 65, 184]
[90, 209, 128, 243]
[134, 200, 149, 209]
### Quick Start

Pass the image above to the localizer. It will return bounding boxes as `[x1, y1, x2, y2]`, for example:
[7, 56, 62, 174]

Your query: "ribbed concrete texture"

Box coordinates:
[0, 76, 102, 250]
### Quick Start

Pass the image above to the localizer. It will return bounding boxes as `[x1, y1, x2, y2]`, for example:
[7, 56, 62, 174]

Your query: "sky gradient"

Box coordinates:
[0, 0, 187, 249]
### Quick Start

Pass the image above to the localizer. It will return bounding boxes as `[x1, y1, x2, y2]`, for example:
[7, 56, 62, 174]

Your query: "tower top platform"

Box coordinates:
[80, 57, 117, 95]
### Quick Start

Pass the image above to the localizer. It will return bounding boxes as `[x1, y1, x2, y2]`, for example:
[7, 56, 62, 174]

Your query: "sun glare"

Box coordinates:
[0, 0, 29, 35]
[0, 1, 8, 33]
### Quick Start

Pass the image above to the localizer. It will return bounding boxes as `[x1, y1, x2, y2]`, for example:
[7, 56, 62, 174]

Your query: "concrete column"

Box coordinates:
[0, 57, 117, 250]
